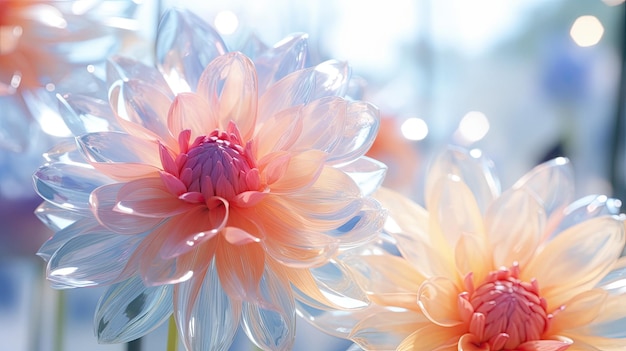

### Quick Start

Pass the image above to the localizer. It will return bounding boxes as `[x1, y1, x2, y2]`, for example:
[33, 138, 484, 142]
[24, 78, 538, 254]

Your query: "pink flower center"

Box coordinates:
[162, 124, 261, 203]
[459, 265, 550, 350]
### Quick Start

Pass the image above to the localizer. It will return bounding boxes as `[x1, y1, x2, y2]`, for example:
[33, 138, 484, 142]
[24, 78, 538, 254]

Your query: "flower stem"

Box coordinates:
[166, 315, 178, 351]
[53, 290, 66, 351]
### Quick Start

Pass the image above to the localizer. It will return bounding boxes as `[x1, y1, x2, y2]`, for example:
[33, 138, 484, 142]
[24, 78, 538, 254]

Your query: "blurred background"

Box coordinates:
[1, 0, 625, 350]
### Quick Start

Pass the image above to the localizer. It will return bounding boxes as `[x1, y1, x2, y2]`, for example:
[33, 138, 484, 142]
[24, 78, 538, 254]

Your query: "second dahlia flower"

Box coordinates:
[309, 146, 626, 351]
[33, 8, 386, 351]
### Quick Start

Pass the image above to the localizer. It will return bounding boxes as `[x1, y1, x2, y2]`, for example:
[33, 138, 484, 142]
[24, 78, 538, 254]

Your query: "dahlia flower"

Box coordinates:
[33, 8, 386, 351]
[310, 146, 626, 351]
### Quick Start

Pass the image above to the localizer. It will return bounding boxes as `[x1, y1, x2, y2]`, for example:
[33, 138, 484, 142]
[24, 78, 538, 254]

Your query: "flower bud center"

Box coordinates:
[469, 268, 549, 350]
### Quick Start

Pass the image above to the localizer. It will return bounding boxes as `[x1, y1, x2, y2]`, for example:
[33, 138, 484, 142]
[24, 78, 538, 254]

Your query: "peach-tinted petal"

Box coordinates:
[549, 289, 608, 333]
[517, 339, 572, 351]
[397, 324, 465, 351]
[345, 253, 423, 311]
[418, 277, 464, 327]
[222, 226, 261, 245]
[562, 334, 626, 351]
[254, 104, 305, 157]
[263, 150, 327, 192]
[454, 233, 489, 285]
[215, 239, 265, 301]
[523, 216, 625, 309]
[485, 188, 546, 268]
[90, 183, 162, 234]
[89, 162, 161, 182]
[458, 334, 490, 351]
[572, 293, 626, 338]
[116, 178, 197, 218]
[167, 92, 219, 140]
[196, 52, 258, 140]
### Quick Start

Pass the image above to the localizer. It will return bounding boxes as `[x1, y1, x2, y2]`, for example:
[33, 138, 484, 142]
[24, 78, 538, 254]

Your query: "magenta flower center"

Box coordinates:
[462, 266, 549, 350]
[175, 128, 261, 201]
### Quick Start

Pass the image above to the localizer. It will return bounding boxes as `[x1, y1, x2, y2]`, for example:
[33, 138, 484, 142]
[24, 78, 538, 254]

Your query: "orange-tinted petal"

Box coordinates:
[418, 277, 464, 327]
[549, 289, 608, 333]
[117, 177, 197, 218]
[167, 92, 219, 140]
[350, 309, 430, 351]
[264, 150, 328, 192]
[397, 323, 465, 351]
[215, 239, 265, 301]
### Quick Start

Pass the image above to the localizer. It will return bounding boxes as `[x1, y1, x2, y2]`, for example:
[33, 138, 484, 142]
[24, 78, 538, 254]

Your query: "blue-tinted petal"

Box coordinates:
[42, 138, 87, 165]
[95, 275, 173, 343]
[58, 93, 121, 136]
[21, 89, 72, 137]
[106, 56, 174, 99]
[175, 258, 241, 351]
[555, 194, 623, 236]
[34, 201, 86, 232]
[336, 157, 387, 197]
[37, 217, 101, 261]
[47, 232, 143, 288]
[242, 267, 296, 351]
[309, 260, 369, 309]
[329, 197, 386, 249]
[426, 146, 500, 214]
[77, 131, 160, 166]
[156, 8, 227, 93]
[255, 33, 309, 94]
[33, 162, 112, 211]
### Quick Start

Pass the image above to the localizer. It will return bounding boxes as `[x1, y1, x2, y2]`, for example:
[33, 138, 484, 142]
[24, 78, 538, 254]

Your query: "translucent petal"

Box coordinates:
[241, 267, 296, 351]
[196, 52, 258, 140]
[555, 195, 623, 235]
[116, 178, 197, 219]
[34, 162, 112, 211]
[42, 138, 87, 165]
[596, 257, 626, 294]
[350, 309, 429, 351]
[264, 150, 326, 193]
[485, 188, 546, 268]
[425, 146, 500, 214]
[215, 240, 265, 301]
[167, 92, 218, 140]
[336, 156, 387, 197]
[397, 324, 465, 351]
[95, 275, 173, 343]
[417, 276, 463, 327]
[237, 33, 269, 60]
[374, 187, 455, 278]
[174, 258, 241, 351]
[37, 217, 101, 261]
[327, 101, 379, 164]
[564, 334, 626, 350]
[58, 93, 121, 135]
[344, 253, 423, 311]
[549, 289, 608, 332]
[90, 183, 163, 234]
[109, 79, 174, 145]
[77, 131, 161, 167]
[308, 260, 370, 309]
[35, 201, 87, 232]
[106, 56, 174, 99]
[156, 8, 227, 93]
[254, 32, 309, 93]
[428, 175, 486, 250]
[258, 60, 351, 124]
[524, 215, 625, 309]
[577, 293, 626, 338]
[47, 232, 143, 288]
[513, 157, 574, 220]
[255, 97, 345, 156]
[454, 233, 490, 285]
[328, 197, 386, 249]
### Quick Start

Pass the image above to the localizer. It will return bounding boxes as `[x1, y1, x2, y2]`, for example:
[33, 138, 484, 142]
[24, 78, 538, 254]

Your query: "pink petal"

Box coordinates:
[517, 339, 572, 351]
[222, 227, 261, 245]
[117, 178, 197, 218]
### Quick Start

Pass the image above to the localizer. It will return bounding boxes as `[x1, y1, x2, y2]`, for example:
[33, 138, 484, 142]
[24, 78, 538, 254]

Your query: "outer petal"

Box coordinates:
[95, 276, 173, 343]
[174, 258, 241, 351]
[47, 232, 143, 288]
[336, 156, 387, 197]
[254, 32, 309, 93]
[37, 217, 101, 261]
[90, 183, 163, 234]
[523, 215, 625, 309]
[196, 52, 258, 140]
[241, 267, 296, 351]
[78, 131, 162, 171]
[554, 195, 623, 235]
[326, 101, 380, 165]
[58, 92, 122, 136]
[549, 289, 608, 333]
[35, 201, 87, 232]
[106, 56, 174, 100]
[513, 157, 574, 225]
[115, 178, 198, 219]
[34, 162, 112, 211]
[156, 8, 227, 93]
[425, 146, 500, 214]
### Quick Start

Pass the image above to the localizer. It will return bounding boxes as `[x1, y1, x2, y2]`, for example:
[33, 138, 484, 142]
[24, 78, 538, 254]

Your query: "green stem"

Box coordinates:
[53, 290, 66, 351]
[166, 314, 178, 351]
